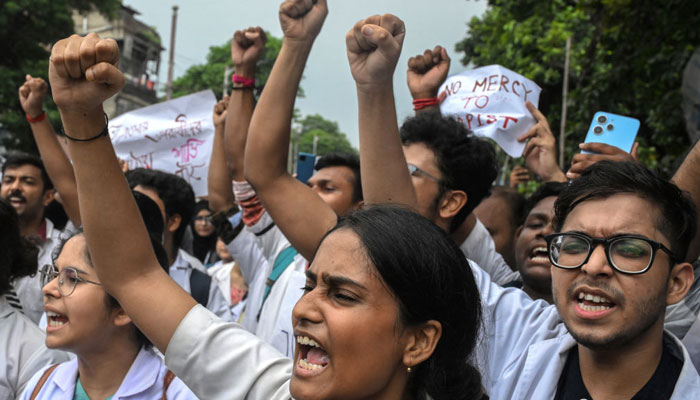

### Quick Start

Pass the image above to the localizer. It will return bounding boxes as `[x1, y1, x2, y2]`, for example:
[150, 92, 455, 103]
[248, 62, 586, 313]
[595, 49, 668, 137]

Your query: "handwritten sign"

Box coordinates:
[439, 65, 542, 157]
[109, 90, 216, 196]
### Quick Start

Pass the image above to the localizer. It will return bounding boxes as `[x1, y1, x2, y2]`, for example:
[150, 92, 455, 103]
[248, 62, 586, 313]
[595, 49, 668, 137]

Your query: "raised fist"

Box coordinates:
[232, 27, 267, 75]
[346, 14, 406, 88]
[18, 75, 49, 117]
[407, 46, 450, 100]
[213, 95, 230, 127]
[49, 33, 125, 115]
[278, 0, 328, 44]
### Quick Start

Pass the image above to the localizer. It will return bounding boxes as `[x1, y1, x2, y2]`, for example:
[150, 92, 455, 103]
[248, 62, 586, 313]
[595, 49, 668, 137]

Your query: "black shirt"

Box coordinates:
[554, 335, 683, 400]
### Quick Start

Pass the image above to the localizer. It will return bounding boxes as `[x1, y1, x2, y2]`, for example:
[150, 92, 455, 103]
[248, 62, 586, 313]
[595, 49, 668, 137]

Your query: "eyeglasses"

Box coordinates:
[40, 264, 102, 297]
[407, 163, 441, 183]
[544, 232, 678, 275]
[193, 215, 213, 224]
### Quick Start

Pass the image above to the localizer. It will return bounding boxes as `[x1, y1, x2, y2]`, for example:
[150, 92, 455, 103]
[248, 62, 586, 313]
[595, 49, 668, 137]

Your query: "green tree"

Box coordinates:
[0, 0, 121, 152]
[457, 0, 700, 177]
[171, 34, 294, 100]
[294, 114, 356, 156]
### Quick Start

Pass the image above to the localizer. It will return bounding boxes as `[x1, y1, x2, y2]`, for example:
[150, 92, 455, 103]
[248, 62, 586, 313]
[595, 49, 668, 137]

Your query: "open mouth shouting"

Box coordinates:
[295, 335, 329, 377]
[529, 246, 549, 264]
[46, 310, 69, 331]
[574, 289, 617, 319]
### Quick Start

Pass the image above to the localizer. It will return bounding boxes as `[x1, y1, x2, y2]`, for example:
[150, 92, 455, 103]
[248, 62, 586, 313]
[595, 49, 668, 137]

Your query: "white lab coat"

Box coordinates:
[19, 346, 198, 400]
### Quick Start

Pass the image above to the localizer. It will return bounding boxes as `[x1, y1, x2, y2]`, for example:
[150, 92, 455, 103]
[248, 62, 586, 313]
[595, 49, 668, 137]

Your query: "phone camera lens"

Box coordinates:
[593, 126, 604, 135]
[597, 115, 607, 124]
[606, 124, 614, 131]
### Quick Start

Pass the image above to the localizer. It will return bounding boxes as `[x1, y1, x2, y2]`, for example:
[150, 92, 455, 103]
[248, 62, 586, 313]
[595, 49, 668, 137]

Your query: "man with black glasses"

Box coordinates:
[472, 160, 700, 399]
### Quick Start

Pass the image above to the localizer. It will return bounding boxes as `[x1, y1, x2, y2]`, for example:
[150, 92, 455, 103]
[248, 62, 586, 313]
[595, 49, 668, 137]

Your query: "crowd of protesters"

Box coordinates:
[1, 0, 700, 399]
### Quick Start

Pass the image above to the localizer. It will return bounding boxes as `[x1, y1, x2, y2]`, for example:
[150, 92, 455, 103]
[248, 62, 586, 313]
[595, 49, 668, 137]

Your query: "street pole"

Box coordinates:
[559, 36, 571, 170]
[166, 5, 179, 101]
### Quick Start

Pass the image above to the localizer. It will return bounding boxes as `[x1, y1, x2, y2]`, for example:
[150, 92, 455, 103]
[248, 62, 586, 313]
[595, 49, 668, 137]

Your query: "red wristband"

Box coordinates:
[26, 111, 46, 123]
[412, 97, 440, 111]
[232, 74, 255, 87]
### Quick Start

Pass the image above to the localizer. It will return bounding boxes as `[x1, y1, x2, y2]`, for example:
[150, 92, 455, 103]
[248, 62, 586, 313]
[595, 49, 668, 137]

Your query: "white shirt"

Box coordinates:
[13, 219, 76, 324]
[165, 305, 292, 400]
[0, 298, 70, 399]
[19, 346, 198, 400]
[169, 249, 233, 322]
[469, 260, 700, 399]
[460, 218, 520, 286]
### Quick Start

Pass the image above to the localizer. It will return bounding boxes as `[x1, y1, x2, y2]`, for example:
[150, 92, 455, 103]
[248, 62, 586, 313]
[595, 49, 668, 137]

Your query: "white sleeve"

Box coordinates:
[245, 211, 292, 265]
[469, 261, 567, 392]
[225, 229, 270, 286]
[206, 283, 234, 322]
[164, 305, 292, 400]
[461, 219, 521, 285]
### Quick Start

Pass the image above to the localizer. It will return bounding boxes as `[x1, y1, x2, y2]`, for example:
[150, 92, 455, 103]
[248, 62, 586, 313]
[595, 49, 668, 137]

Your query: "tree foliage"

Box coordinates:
[170, 34, 293, 100]
[294, 114, 356, 156]
[457, 0, 700, 176]
[0, 0, 121, 152]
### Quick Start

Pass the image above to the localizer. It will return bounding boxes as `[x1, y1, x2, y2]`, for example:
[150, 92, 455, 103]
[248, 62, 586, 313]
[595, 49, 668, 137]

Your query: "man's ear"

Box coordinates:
[667, 262, 694, 305]
[42, 189, 55, 207]
[166, 214, 182, 234]
[402, 320, 442, 370]
[438, 189, 467, 220]
[514, 225, 523, 242]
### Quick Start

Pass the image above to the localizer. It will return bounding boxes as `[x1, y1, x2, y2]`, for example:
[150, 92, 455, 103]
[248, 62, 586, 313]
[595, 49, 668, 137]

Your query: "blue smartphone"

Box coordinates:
[582, 112, 640, 154]
[296, 152, 316, 183]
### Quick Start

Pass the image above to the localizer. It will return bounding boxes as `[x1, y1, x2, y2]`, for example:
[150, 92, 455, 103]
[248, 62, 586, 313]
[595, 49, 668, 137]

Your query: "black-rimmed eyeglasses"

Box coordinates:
[544, 232, 678, 275]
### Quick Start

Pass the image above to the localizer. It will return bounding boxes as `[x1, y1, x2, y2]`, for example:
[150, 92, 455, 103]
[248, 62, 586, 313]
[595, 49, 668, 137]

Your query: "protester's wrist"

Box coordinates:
[58, 107, 106, 140]
[411, 90, 438, 101]
[233, 66, 256, 79]
[356, 81, 394, 95]
[541, 168, 567, 183]
[282, 37, 314, 53]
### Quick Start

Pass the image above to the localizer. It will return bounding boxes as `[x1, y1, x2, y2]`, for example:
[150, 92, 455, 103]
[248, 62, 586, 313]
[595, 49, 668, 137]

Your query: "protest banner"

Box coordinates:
[439, 65, 542, 157]
[108, 90, 217, 196]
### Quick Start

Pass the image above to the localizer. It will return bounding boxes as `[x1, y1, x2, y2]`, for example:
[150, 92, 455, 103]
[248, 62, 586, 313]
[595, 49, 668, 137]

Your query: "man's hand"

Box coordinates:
[518, 101, 567, 182]
[18, 75, 48, 118]
[346, 14, 406, 89]
[407, 46, 450, 100]
[232, 27, 267, 77]
[567, 142, 638, 180]
[509, 165, 531, 188]
[213, 95, 229, 128]
[49, 33, 124, 117]
[278, 0, 328, 45]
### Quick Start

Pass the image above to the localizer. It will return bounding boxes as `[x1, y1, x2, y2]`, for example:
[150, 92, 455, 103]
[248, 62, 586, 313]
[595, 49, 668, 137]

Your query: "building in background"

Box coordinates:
[73, 5, 163, 118]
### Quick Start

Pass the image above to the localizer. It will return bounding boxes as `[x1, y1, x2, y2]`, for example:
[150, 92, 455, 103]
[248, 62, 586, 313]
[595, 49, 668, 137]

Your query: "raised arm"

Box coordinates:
[673, 140, 700, 261]
[407, 46, 450, 115]
[346, 15, 416, 207]
[225, 27, 265, 182]
[208, 95, 235, 212]
[18, 75, 82, 225]
[517, 101, 567, 183]
[49, 33, 195, 352]
[244, 0, 336, 261]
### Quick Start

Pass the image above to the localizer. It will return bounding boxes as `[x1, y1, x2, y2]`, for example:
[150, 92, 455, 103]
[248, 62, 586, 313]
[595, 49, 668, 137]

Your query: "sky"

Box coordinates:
[125, 0, 488, 148]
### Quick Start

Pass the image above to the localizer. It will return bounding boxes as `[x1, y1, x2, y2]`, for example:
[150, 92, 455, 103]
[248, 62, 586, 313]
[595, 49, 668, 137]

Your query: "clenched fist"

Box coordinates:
[346, 14, 405, 89]
[18, 75, 49, 118]
[49, 33, 125, 116]
[407, 46, 450, 100]
[232, 27, 267, 77]
[279, 0, 328, 44]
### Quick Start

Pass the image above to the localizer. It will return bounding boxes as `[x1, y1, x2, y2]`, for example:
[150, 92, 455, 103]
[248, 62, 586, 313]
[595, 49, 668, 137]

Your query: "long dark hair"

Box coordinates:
[0, 198, 38, 296]
[325, 204, 484, 400]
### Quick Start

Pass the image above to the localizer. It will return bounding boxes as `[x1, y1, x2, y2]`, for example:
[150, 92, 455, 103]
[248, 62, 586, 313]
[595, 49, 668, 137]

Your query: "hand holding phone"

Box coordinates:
[296, 152, 316, 183]
[582, 111, 639, 154]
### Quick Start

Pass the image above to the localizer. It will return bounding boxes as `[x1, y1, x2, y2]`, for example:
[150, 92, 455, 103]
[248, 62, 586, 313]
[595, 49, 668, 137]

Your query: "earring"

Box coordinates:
[407, 366, 412, 373]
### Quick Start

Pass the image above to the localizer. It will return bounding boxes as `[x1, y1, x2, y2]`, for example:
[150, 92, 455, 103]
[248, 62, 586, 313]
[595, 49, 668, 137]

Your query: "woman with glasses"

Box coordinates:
[19, 232, 199, 400]
[190, 200, 219, 267]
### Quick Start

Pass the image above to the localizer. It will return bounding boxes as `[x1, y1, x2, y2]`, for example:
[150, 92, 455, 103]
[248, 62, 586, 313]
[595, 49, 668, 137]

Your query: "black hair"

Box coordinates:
[191, 199, 218, 264]
[486, 186, 527, 229]
[524, 182, 567, 224]
[132, 190, 165, 240]
[2, 151, 54, 191]
[125, 168, 195, 249]
[323, 205, 484, 400]
[314, 152, 363, 203]
[400, 112, 497, 232]
[0, 198, 38, 296]
[554, 161, 697, 260]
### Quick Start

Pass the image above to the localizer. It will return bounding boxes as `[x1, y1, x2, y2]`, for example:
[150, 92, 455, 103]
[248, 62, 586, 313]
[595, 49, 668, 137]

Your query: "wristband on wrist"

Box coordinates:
[26, 111, 47, 123]
[412, 97, 440, 111]
[61, 113, 110, 142]
[232, 74, 255, 88]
